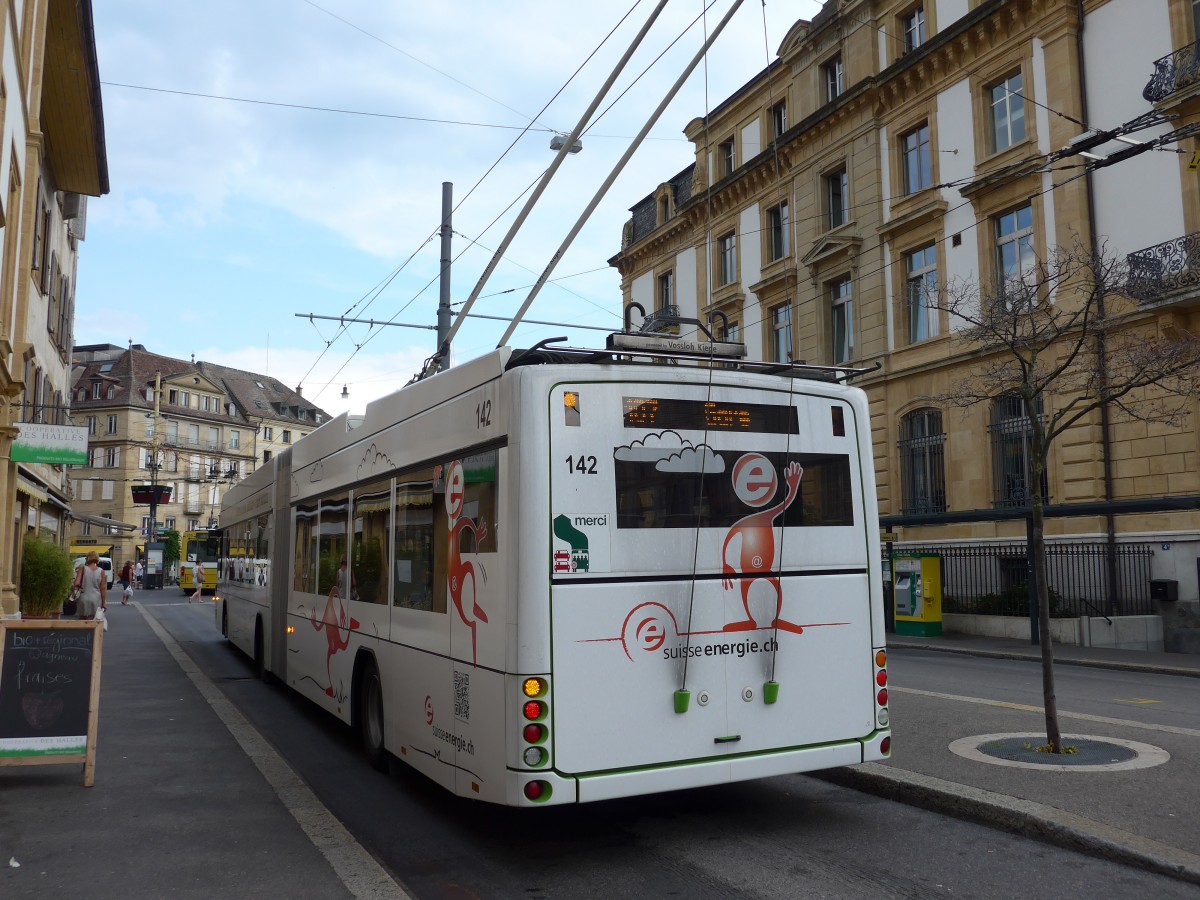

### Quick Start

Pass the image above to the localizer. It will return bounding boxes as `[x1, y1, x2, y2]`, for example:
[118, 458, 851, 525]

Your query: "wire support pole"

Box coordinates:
[442, 0, 671, 356]
[497, 0, 746, 349]
[437, 181, 453, 370]
[295, 311, 614, 332]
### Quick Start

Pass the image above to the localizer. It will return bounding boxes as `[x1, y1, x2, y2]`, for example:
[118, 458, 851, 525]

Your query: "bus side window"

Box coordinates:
[294, 501, 317, 592]
[351, 480, 390, 605]
[393, 469, 442, 613]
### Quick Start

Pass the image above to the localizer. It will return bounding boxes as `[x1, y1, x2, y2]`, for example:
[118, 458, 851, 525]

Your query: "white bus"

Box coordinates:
[215, 336, 891, 806]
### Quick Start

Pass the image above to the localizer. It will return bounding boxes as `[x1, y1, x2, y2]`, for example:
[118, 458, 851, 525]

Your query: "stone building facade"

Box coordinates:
[1, 0, 108, 617]
[611, 0, 1200, 603]
[67, 344, 328, 570]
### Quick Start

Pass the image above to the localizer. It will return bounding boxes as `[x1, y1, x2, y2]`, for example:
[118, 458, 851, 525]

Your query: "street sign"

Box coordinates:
[1189, 151, 1200, 172]
[880, 532, 898, 542]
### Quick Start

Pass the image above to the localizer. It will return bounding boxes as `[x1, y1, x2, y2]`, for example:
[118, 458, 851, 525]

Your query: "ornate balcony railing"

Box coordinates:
[1143, 40, 1200, 102]
[640, 303, 681, 333]
[1126, 232, 1200, 304]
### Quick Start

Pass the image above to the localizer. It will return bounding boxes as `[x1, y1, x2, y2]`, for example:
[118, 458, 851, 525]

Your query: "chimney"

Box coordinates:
[295, 384, 302, 396]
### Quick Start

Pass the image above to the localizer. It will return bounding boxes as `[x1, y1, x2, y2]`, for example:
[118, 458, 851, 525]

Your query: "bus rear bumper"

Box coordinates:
[519, 733, 891, 805]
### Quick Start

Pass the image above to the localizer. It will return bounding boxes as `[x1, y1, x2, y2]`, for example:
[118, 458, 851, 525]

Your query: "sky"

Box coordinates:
[84, 0, 824, 419]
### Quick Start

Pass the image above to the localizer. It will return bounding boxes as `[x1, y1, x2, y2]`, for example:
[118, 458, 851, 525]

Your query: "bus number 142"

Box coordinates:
[566, 455, 597, 475]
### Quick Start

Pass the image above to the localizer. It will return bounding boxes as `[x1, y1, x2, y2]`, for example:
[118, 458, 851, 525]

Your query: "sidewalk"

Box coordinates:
[0, 601, 370, 899]
[3, 608, 1198, 895]
[820, 632, 1200, 886]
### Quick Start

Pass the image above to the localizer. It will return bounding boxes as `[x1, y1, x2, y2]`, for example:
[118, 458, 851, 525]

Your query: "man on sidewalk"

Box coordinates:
[190, 560, 205, 604]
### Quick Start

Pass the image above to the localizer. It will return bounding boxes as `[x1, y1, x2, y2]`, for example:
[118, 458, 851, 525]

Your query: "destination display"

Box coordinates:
[622, 397, 798, 433]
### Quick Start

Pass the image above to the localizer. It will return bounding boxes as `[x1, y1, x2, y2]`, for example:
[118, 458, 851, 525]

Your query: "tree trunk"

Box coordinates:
[1027, 407, 1063, 752]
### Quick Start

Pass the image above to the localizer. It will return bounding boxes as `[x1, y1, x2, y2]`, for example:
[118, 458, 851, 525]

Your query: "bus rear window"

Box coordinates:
[615, 451, 853, 529]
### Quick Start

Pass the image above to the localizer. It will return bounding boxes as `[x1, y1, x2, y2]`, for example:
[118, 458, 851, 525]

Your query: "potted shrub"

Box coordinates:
[19, 533, 75, 618]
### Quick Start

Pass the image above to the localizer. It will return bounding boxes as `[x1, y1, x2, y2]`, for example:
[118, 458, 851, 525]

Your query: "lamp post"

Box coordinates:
[132, 372, 171, 590]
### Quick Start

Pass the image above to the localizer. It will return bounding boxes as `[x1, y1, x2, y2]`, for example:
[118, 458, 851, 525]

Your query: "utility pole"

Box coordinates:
[437, 182, 452, 370]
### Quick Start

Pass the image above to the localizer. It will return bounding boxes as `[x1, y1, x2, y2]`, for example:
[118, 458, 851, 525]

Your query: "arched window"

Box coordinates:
[898, 408, 946, 514]
[989, 394, 1048, 508]
[106, 385, 116, 399]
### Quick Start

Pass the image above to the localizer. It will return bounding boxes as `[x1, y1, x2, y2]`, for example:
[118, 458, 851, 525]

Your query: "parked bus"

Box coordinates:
[215, 335, 890, 806]
[180, 529, 220, 594]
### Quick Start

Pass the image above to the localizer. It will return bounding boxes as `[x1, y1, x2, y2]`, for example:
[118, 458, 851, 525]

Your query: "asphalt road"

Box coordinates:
[147, 593, 1200, 899]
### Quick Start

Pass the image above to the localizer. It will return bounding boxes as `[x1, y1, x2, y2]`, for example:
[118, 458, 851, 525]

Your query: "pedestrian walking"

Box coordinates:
[134, 559, 143, 588]
[74, 550, 108, 620]
[190, 560, 205, 603]
[118, 560, 135, 605]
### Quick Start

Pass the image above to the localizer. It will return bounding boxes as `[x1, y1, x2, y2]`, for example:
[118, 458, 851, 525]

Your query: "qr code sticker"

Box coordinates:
[454, 669, 470, 722]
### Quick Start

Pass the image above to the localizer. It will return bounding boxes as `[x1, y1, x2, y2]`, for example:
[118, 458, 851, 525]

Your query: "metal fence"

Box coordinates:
[890, 541, 1155, 618]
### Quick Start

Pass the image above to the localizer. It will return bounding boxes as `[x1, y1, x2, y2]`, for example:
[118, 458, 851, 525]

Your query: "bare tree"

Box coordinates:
[928, 237, 1200, 751]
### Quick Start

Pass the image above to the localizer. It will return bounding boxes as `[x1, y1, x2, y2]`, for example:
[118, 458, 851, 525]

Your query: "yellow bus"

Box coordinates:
[180, 529, 220, 595]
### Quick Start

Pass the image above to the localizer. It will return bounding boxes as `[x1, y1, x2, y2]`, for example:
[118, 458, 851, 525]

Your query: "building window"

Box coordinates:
[81, 520, 91, 536]
[209, 427, 220, 450]
[990, 394, 1048, 508]
[188, 518, 200, 532]
[230, 430, 240, 449]
[718, 139, 735, 177]
[826, 168, 848, 229]
[901, 123, 931, 194]
[830, 276, 854, 364]
[905, 244, 939, 342]
[767, 202, 789, 261]
[87, 416, 97, 435]
[717, 232, 737, 285]
[202, 395, 210, 412]
[771, 304, 792, 363]
[105, 447, 119, 468]
[263, 426, 274, 441]
[657, 271, 674, 311]
[720, 320, 741, 344]
[91, 382, 101, 399]
[282, 430, 292, 444]
[995, 203, 1036, 296]
[107, 415, 117, 434]
[990, 71, 1025, 152]
[823, 55, 844, 103]
[106, 385, 115, 399]
[657, 195, 669, 225]
[898, 408, 946, 514]
[902, 6, 926, 54]
[263, 450, 273, 463]
[181, 391, 191, 409]
[187, 424, 199, 446]
[771, 100, 787, 138]
[165, 517, 176, 531]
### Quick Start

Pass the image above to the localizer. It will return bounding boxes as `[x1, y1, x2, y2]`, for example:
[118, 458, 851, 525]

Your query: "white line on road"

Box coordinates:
[891, 686, 1200, 738]
[138, 603, 413, 900]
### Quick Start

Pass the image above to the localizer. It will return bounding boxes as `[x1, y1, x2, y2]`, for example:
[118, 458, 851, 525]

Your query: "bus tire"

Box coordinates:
[358, 658, 387, 771]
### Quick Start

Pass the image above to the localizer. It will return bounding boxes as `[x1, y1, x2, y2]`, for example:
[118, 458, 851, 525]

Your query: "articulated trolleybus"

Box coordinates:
[215, 332, 890, 806]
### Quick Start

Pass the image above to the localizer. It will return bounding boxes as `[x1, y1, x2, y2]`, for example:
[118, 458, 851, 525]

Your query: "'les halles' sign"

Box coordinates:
[11, 424, 89, 465]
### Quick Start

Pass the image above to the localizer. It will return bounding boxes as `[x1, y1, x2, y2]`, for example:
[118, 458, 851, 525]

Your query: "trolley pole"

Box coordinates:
[437, 182, 453, 371]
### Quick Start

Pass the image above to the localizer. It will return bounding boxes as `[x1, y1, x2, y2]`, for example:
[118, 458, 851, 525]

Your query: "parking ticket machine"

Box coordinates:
[892, 553, 942, 636]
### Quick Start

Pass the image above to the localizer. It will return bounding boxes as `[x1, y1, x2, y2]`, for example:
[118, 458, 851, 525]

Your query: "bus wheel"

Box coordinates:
[358, 659, 387, 771]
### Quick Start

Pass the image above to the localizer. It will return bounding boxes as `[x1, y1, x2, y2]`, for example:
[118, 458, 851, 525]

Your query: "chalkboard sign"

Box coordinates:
[0, 620, 103, 786]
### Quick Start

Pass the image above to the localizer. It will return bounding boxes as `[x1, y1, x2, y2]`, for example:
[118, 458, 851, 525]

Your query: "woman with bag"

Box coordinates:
[118, 560, 135, 605]
[75, 550, 108, 621]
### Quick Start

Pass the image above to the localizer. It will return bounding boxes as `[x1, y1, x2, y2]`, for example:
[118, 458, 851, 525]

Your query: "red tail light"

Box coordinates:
[523, 723, 545, 743]
[876, 669, 887, 686]
[880, 737, 891, 754]
[877, 688, 888, 706]
[523, 700, 544, 721]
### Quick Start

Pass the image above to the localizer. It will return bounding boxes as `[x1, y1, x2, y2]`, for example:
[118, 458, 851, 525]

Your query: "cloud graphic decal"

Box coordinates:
[657, 444, 725, 474]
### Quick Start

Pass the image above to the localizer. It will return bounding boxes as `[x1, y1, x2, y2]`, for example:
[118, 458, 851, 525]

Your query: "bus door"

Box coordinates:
[547, 381, 875, 776]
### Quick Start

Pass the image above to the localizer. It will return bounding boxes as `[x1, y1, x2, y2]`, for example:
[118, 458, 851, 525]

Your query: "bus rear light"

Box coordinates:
[522, 677, 546, 698]
[523, 746, 546, 767]
[877, 708, 890, 727]
[880, 737, 891, 755]
[875, 650, 887, 667]
[523, 723, 545, 744]
[286, 625, 295, 635]
[522, 700, 545, 721]
[876, 669, 887, 686]
[877, 688, 888, 706]
[523, 780, 552, 802]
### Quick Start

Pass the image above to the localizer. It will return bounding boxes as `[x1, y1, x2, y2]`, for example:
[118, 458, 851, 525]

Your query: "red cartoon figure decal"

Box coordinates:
[445, 460, 489, 664]
[310, 557, 361, 697]
[721, 453, 805, 633]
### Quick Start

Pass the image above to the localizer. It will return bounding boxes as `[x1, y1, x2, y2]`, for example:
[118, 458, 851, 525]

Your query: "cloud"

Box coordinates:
[657, 444, 724, 474]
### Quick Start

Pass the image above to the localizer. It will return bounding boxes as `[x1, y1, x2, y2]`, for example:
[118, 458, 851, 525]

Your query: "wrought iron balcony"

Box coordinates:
[640, 304, 681, 334]
[1126, 232, 1200, 305]
[1143, 40, 1200, 102]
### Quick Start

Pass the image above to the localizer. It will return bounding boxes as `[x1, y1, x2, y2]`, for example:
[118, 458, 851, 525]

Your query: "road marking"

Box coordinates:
[1115, 698, 1160, 705]
[891, 686, 1200, 738]
[138, 603, 412, 900]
